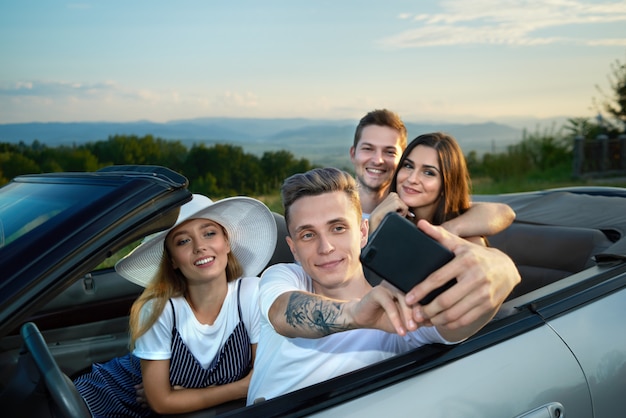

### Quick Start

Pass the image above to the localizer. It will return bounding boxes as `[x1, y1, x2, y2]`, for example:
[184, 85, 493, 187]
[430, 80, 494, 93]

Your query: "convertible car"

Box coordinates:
[0, 165, 624, 417]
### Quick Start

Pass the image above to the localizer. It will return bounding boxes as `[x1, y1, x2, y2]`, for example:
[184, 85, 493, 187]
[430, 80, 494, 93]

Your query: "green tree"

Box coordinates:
[260, 150, 314, 191]
[192, 172, 220, 197]
[182, 144, 210, 183]
[465, 150, 483, 177]
[563, 117, 602, 139]
[0, 152, 41, 179]
[184, 143, 260, 196]
[595, 53, 626, 132]
[261, 150, 296, 190]
[478, 127, 572, 183]
[61, 148, 102, 172]
[155, 139, 188, 173]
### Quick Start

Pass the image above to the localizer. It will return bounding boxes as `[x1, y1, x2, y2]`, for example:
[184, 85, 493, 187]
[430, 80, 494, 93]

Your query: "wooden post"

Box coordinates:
[572, 135, 584, 178]
[598, 134, 609, 173]
[620, 134, 626, 172]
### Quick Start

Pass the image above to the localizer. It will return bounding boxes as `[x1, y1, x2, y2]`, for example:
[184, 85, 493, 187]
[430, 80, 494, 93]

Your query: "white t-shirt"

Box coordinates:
[133, 277, 260, 368]
[247, 264, 450, 404]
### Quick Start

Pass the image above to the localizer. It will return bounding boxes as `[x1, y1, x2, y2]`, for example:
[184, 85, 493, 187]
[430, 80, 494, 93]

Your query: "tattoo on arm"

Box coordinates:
[285, 293, 353, 336]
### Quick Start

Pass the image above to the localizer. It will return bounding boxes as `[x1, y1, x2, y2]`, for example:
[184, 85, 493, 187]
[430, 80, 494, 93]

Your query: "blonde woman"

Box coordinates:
[74, 194, 276, 417]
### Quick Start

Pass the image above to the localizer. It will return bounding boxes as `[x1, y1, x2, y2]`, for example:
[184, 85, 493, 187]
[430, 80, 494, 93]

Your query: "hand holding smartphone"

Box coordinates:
[360, 213, 456, 305]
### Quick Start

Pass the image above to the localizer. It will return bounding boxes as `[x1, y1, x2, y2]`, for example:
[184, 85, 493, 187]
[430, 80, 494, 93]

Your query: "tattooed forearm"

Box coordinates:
[285, 293, 353, 336]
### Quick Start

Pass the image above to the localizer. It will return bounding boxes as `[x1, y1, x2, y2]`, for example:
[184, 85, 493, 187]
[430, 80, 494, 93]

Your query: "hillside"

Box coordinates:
[0, 118, 523, 168]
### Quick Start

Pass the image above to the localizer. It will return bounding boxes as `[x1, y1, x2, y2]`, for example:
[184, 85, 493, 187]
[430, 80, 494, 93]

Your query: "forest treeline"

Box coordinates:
[0, 128, 580, 196]
[0, 135, 314, 197]
[2, 126, 626, 197]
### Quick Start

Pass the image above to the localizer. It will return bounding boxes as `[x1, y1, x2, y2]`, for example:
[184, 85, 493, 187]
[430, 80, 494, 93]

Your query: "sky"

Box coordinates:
[1, 0, 626, 127]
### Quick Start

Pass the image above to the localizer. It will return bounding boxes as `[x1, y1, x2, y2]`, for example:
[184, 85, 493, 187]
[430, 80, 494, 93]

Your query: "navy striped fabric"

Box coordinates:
[168, 281, 252, 387]
[74, 280, 251, 417]
[74, 353, 148, 417]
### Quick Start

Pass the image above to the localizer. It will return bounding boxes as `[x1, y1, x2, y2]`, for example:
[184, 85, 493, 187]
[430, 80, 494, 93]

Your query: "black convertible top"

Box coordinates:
[474, 187, 626, 272]
[477, 188, 626, 234]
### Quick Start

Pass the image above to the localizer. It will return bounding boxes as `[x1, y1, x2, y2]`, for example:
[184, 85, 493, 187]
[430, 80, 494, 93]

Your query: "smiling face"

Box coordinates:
[285, 190, 368, 297]
[165, 218, 230, 284]
[350, 125, 404, 194]
[395, 145, 443, 221]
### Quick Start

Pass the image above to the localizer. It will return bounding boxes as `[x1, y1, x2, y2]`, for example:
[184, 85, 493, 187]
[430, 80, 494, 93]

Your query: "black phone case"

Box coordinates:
[360, 212, 456, 305]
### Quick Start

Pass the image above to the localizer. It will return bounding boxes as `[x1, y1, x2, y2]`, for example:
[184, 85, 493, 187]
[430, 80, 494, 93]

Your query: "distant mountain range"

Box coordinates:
[0, 117, 526, 168]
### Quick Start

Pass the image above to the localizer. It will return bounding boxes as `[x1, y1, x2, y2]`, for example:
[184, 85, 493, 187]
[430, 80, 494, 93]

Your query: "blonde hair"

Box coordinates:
[128, 224, 243, 347]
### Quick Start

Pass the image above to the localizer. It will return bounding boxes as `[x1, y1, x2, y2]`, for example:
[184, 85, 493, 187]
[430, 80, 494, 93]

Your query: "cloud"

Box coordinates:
[587, 38, 626, 46]
[0, 80, 261, 108]
[214, 91, 259, 109]
[0, 80, 118, 97]
[381, 0, 626, 48]
[0, 80, 264, 122]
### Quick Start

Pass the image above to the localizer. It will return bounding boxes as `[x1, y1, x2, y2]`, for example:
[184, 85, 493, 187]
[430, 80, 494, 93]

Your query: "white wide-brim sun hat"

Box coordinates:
[115, 194, 277, 287]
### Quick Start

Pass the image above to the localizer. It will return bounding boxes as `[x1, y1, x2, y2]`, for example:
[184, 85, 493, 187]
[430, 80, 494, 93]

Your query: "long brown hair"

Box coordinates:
[390, 132, 471, 225]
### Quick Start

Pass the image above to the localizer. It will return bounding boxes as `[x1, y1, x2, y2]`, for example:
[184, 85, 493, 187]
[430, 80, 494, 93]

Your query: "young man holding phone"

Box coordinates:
[247, 167, 520, 404]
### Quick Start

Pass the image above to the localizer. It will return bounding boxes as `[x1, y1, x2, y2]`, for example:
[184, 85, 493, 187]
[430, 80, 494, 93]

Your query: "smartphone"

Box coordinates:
[360, 212, 456, 305]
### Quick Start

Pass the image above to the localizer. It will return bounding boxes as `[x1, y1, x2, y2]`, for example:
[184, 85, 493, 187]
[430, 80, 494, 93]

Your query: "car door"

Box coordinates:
[28, 269, 143, 378]
[304, 269, 626, 418]
[307, 322, 591, 418]
[545, 280, 626, 417]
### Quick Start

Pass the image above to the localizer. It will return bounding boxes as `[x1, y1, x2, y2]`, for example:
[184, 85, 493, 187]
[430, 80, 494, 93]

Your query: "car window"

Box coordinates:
[0, 181, 114, 249]
[97, 240, 142, 270]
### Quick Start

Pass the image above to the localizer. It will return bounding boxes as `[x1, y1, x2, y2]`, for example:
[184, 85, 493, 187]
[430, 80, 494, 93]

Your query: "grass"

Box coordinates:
[471, 175, 626, 194]
[258, 175, 626, 211]
[256, 194, 284, 214]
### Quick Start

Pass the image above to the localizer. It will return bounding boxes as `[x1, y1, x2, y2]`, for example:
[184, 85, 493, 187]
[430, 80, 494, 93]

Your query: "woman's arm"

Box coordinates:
[441, 202, 515, 238]
[141, 344, 256, 414]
